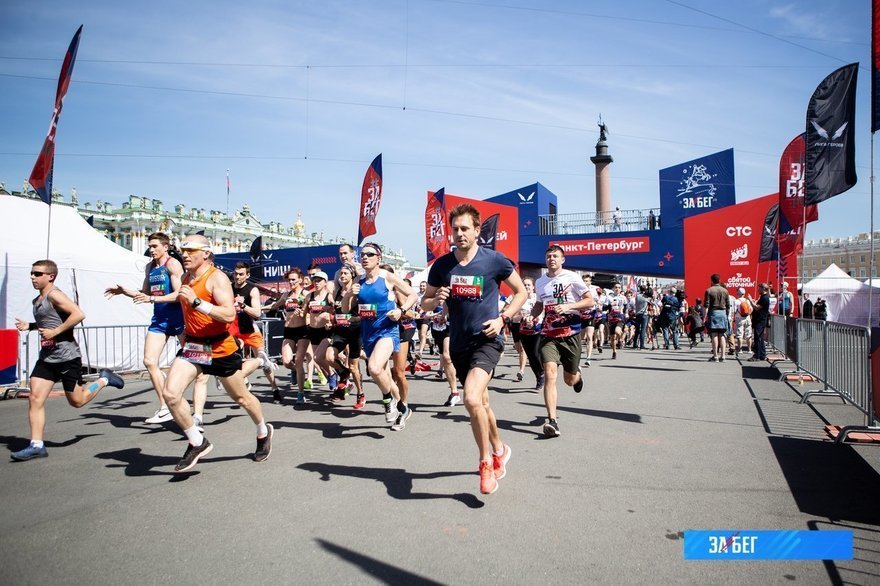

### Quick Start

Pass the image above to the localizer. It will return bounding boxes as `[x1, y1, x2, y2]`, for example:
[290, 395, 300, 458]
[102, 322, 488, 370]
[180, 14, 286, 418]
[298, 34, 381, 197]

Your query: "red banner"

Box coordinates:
[550, 237, 650, 256]
[684, 194, 782, 300]
[425, 188, 449, 264]
[29, 25, 83, 205]
[778, 134, 818, 259]
[357, 154, 382, 244]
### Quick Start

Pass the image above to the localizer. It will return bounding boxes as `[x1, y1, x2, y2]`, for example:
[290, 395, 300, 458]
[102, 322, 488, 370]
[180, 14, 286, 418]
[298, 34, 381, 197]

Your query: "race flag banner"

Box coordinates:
[425, 188, 450, 264]
[759, 203, 780, 263]
[478, 213, 500, 250]
[684, 530, 853, 561]
[358, 154, 383, 245]
[28, 25, 83, 205]
[249, 235, 264, 281]
[805, 63, 858, 206]
[873, 0, 880, 132]
[777, 133, 818, 259]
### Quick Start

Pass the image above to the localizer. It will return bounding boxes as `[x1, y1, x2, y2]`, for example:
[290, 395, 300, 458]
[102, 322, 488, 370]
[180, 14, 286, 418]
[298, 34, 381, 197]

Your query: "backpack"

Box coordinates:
[738, 298, 752, 317]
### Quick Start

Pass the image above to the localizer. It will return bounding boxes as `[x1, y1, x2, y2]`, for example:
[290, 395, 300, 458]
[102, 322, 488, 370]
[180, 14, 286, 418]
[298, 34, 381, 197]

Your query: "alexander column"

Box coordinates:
[590, 117, 613, 228]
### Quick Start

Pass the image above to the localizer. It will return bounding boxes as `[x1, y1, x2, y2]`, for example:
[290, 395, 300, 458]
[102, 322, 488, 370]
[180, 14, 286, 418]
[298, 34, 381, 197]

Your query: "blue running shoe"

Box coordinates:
[328, 372, 338, 390]
[99, 369, 125, 389]
[295, 391, 306, 405]
[11, 443, 48, 461]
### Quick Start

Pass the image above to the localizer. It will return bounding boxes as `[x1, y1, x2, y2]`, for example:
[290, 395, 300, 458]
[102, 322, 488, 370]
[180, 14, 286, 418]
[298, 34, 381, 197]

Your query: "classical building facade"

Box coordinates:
[802, 232, 880, 280]
[2, 182, 415, 271]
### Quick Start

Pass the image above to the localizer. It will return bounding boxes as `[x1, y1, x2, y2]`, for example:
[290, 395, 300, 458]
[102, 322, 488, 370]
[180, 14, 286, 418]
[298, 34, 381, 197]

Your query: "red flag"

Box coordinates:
[873, 0, 880, 132]
[425, 188, 449, 264]
[29, 25, 83, 206]
[778, 134, 818, 259]
[357, 154, 382, 244]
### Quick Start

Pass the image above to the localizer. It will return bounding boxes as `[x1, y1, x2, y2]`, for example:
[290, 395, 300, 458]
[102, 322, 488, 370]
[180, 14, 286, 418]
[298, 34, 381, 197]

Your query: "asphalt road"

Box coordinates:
[2, 343, 878, 585]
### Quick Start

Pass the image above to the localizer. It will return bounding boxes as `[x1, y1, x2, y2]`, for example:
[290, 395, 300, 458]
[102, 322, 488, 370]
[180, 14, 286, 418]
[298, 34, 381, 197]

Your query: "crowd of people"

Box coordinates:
[10, 205, 799, 494]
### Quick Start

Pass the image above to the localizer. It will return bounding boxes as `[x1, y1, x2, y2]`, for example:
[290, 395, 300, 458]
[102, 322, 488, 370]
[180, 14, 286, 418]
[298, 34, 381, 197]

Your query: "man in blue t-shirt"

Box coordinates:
[422, 203, 527, 495]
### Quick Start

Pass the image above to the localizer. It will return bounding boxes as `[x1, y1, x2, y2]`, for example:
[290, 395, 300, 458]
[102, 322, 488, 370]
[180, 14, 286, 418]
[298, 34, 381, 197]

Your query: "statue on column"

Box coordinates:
[598, 115, 609, 143]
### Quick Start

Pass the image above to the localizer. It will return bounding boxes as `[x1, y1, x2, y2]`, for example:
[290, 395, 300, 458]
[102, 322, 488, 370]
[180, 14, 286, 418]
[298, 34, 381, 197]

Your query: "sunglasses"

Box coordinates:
[361, 251, 378, 258]
[30, 271, 47, 277]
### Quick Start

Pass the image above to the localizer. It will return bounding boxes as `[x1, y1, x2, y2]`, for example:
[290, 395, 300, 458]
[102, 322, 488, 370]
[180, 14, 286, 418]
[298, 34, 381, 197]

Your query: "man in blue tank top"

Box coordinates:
[422, 203, 527, 495]
[105, 232, 188, 424]
[12, 259, 124, 461]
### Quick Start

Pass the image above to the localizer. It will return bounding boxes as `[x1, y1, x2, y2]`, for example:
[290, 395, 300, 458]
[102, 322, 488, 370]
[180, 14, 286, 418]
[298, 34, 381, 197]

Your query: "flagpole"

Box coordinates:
[46, 201, 52, 258]
[870, 131, 875, 330]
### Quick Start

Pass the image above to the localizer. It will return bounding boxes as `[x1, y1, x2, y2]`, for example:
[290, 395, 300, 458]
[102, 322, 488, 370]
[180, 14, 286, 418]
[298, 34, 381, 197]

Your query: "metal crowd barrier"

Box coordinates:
[18, 325, 179, 386]
[766, 315, 877, 443]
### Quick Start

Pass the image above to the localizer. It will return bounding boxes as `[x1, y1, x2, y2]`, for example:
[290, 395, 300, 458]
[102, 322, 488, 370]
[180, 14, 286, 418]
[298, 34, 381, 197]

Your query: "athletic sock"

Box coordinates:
[184, 426, 204, 447]
[256, 419, 268, 438]
[382, 394, 392, 404]
[31, 440, 45, 449]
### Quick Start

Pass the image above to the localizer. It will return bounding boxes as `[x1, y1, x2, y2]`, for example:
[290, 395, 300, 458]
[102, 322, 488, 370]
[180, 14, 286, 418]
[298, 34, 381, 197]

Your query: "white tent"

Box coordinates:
[802, 263, 880, 327]
[1, 196, 157, 375]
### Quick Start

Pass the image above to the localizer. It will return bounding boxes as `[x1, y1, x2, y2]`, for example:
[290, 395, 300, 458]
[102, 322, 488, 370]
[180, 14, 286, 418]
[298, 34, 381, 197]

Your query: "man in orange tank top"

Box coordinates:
[161, 234, 273, 473]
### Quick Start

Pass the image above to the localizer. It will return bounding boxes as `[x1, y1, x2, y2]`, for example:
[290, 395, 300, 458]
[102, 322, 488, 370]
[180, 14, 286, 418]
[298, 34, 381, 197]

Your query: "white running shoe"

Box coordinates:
[145, 406, 173, 424]
[384, 398, 399, 424]
[215, 377, 223, 391]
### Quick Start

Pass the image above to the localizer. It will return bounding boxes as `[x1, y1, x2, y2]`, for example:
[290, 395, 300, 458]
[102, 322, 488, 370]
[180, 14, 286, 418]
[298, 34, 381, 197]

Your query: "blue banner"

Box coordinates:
[659, 148, 736, 228]
[215, 244, 344, 283]
[683, 530, 853, 561]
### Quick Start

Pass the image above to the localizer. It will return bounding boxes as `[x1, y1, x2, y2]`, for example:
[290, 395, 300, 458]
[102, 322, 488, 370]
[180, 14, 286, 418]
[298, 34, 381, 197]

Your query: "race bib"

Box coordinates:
[150, 283, 165, 296]
[358, 304, 378, 319]
[309, 301, 326, 314]
[334, 313, 352, 327]
[451, 275, 484, 299]
[182, 342, 212, 365]
[40, 337, 57, 350]
[402, 320, 416, 330]
[284, 297, 300, 311]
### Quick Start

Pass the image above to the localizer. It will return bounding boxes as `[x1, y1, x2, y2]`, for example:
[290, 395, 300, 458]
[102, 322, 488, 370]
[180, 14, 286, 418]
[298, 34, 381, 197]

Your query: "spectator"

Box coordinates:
[801, 292, 813, 319]
[813, 297, 828, 321]
[648, 209, 656, 230]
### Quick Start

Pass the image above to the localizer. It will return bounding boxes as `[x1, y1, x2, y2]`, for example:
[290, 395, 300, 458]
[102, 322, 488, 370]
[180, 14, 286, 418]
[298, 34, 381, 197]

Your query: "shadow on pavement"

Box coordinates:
[94, 446, 245, 479]
[316, 538, 444, 585]
[601, 365, 689, 372]
[767, 436, 880, 526]
[739, 364, 780, 380]
[521, 402, 642, 424]
[273, 420, 386, 440]
[2, 433, 102, 453]
[297, 462, 485, 508]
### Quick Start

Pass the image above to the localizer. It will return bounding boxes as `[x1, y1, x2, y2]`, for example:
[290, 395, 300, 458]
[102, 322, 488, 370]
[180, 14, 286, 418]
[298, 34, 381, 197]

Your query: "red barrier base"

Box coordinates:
[783, 373, 818, 382]
[825, 425, 880, 444]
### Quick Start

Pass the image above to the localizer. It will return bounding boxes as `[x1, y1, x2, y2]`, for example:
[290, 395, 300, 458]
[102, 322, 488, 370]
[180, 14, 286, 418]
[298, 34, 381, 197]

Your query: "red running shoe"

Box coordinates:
[493, 443, 512, 480]
[479, 460, 498, 494]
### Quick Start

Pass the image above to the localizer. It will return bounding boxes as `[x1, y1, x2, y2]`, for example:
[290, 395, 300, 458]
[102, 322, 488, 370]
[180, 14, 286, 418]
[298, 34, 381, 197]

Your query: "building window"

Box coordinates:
[861, 254, 866, 263]
[860, 268, 867, 278]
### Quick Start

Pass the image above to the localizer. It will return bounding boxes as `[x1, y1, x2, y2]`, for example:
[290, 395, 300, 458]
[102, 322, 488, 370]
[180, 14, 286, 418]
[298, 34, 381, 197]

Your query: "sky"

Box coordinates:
[0, 0, 874, 265]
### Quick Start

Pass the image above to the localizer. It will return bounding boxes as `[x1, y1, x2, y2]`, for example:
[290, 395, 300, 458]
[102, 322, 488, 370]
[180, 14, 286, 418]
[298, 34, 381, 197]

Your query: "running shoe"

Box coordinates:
[354, 393, 366, 410]
[174, 438, 213, 473]
[434, 370, 443, 379]
[295, 391, 306, 405]
[11, 443, 48, 461]
[328, 372, 339, 390]
[493, 443, 512, 480]
[516, 371, 523, 382]
[543, 418, 561, 438]
[303, 379, 313, 390]
[535, 374, 544, 391]
[612, 351, 617, 360]
[444, 392, 461, 407]
[479, 460, 498, 494]
[145, 406, 173, 424]
[273, 389, 283, 403]
[331, 389, 346, 402]
[245, 378, 252, 391]
[409, 358, 417, 376]
[584, 359, 591, 367]
[573, 374, 584, 393]
[215, 376, 224, 391]
[99, 369, 125, 389]
[317, 371, 327, 386]
[384, 398, 399, 423]
[596, 346, 603, 354]
[391, 407, 412, 431]
[254, 423, 273, 462]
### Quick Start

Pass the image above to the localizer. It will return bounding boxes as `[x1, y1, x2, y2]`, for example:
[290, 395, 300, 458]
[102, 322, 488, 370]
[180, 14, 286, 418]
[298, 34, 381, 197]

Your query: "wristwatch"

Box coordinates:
[191, 298, 202, 308]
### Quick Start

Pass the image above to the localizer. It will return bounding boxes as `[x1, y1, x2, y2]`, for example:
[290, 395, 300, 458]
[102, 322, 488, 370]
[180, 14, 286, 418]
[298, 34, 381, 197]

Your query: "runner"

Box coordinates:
[104, 232, 183, 423]
[604, 283, 627, 359]
[355, 243, 417, 428]
[429, 305, 460, 406]
[389, 273, 420, 430]
[161, 235, 272, 473]
[262, 268, 308, 402]
[12, 259, 125, 461]
[231, 262, 279, 394]
[327, 263, 365, 408]
[421, 203, 527, 495]
[532, 245, 594, 438]
[414, 281, 435, 358]
[579, 273, 600, 367]
[304, 269, 335, 398]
